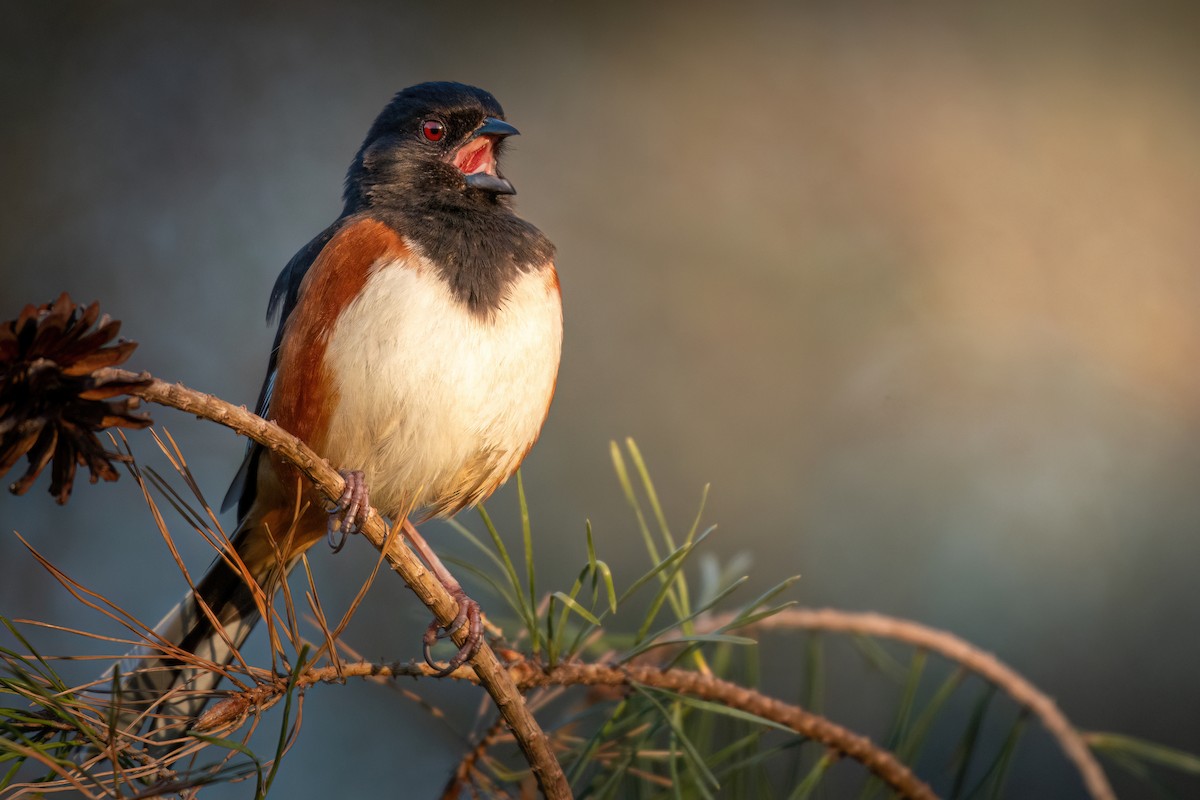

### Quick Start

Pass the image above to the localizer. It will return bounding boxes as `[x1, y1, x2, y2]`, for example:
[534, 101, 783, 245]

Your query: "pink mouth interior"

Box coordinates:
[453, 136, 497, 176]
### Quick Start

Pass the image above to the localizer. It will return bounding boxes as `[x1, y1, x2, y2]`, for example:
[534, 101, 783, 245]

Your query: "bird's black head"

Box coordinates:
[343, 82, 520, 214]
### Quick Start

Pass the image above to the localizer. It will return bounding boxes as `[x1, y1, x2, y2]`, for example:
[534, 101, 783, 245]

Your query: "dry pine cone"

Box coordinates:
[0, 293, 152, 503]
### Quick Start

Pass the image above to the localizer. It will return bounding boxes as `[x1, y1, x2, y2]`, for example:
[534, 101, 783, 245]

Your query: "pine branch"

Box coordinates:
[91, 367, 571, 800]
[196, 659, 937, 800]
[708, 607, 1115, 800]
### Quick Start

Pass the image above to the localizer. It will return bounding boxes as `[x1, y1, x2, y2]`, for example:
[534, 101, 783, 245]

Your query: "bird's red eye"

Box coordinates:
[421, 120, 445, 142]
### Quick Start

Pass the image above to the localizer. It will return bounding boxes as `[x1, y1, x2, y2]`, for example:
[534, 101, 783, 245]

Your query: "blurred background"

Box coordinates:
[3, 1, 1199, 797]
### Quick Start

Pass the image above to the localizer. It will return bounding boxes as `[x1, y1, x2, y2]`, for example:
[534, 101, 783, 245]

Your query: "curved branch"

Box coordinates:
[533, 663, 936, 800]
[199, 659, 937, 800]
[711, 607, 1114, 800]
[96, 369, 570, 799]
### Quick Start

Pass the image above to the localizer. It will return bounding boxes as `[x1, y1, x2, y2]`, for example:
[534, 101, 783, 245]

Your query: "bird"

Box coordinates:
[117, 81, 562, 734]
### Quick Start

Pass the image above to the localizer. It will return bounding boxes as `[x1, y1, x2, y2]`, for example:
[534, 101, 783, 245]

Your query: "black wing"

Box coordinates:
[220, 218, 348, 517]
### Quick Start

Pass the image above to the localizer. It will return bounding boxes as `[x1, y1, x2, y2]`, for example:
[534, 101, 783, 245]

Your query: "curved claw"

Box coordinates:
[327, 470, 368, 553]
[422, 592, 483, 677]
[327, 527, 348, 553]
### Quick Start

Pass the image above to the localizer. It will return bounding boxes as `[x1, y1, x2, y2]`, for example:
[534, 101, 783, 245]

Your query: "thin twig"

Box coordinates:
[441, 716, 512, 800]
[708, 607, 1114, 800]
[198, 659, 937, 800]
[94, 368, 570, 800]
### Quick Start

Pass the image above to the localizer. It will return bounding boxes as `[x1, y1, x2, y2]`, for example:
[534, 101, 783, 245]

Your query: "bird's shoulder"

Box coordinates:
[221, 214, 402, 514]
[267, 215, 411, 331]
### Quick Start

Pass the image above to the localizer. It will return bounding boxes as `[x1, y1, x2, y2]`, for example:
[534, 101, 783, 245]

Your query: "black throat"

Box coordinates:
[338, 83, 554, 315]
[376, 199, 555, 317]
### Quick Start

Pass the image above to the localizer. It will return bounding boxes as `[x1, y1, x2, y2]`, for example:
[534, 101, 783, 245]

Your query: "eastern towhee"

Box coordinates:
[121, 82, 561, 730]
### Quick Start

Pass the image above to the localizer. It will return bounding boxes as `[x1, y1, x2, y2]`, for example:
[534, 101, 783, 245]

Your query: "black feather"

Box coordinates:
[223, 82, 554, 516]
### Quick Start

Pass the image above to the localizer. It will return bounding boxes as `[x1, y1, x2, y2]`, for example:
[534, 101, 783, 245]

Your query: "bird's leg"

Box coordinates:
[401, 518, 483, 676]
[327, 469, 368, 553]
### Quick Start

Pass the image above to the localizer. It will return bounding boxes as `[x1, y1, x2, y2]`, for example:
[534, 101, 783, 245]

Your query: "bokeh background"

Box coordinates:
[3, 1, 1199, 797]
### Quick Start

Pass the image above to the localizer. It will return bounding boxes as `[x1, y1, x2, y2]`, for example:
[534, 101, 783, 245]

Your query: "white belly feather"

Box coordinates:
[320, 254, 562, 517]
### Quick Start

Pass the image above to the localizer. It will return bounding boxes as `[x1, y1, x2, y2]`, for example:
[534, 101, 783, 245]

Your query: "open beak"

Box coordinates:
[457, 117, 519, 195]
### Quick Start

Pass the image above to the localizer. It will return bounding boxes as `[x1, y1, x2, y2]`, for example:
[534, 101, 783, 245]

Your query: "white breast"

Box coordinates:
[320, 254, 562, 518]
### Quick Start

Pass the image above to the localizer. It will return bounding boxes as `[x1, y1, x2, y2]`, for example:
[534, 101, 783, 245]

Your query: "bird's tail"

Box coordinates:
[111, 518, 297, 738]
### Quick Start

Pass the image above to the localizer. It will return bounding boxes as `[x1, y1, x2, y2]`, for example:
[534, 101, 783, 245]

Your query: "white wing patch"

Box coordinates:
[259, 368, 277, 417]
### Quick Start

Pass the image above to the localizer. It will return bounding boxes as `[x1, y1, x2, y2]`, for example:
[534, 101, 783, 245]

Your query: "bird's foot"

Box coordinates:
[327, 469, 368, 553]
[422, 587, 483, 677]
